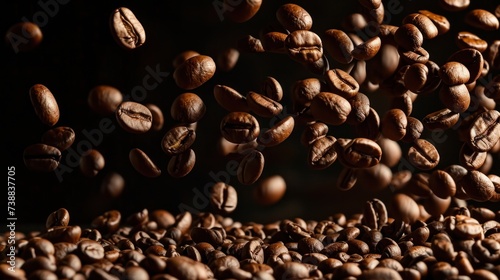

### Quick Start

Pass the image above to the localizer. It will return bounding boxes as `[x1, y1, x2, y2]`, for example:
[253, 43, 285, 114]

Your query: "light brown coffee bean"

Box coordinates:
[110, 7, 146, 49]
[429, 170, 456, 199]
[439, 84, 471, 113]
[262, 76, 283, 102]
[458, 170, 495, 202]
[422, 108, 460, 131]
[408, 139, 440, 170]
[351, 36, 381, 61]
[394, 24, 424, 52]
[439, 62, 471, 86]
[253, 175, 287, 205]
[465, 9, 499, 31]
[116, 101, 152, 133]
[334, 138, 382, 169]
[391, 193, 420, 225]
[456, 31, 488, 52]
[210, 182, 237, 215]
[285, 30, 323, 63]
[439, 0, 470, 12]
[247, 91, 283, 118]
[381, 109, 407, 141]
[404, 63, 429, 92]
[260, 31, 287, 53]
[459, 142, 488, 170]
[145, 103, 164, 132]
[468, 109, 500, 152]
[220, 112, 260, 144]
[325, 69, 359, 99]
[447, 48, 484, 84]
[418, 10, 450, 35]
[310, 92, 351, 126]
[161, 126, 196, 156]
[172, 50, 200, 69]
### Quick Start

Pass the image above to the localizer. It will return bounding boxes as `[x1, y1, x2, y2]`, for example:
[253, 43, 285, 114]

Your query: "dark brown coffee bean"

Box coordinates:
[109, 7, 145, 50]
[100, 172, 125, 199]
[80, 149, 105, 177]
[390, 91, 413, 117]
[418, 10, 450, 35]
[116, 101, 152, 133]
[404, 63, 429, 92]
[129, 148, 161, 178]
[167, 149, 195, 178]
[291, 78, 322, 109]
[310, 92, 351, 125]
[308, 136, 337, 170]
[23, 143, 61, 172]
[262, 76, 283, 102]
[213, 85, 249, 112]
[460, 142, 487, 170]
[448, 48, 484, 84]
[394, 24, 424, 52]
[216, 47, 239, 72]
[78, 240, 104, 263]
[237, 150, 264, 185]
[325, 69, 359, 99]
[247, 91, 283, 118]
[173, 55, 216, 90]
[354, 107, 381, 140]
[465, 9, 499, 31]
[237, 34, 265, 53]
[161, 126, 196, 156]
[260, 31, 287, 53]
[41, 126, 75, 151]
[351, 36, 381, 61]
[5, 21, 43, 52]
[323, 29, 354, 64]
[210, 182, 237, 215]
[90, 210, 121, 235]
[401, 117, 423, 143]
[360, 1, 385, 24]
[362, 199, 388, 230]
[166, 256, 208, 279]
[257, 115, 295, 147]
[337, 167, 358, 191]
[170, 92, 206, 124]
[439, 62, 471, 86]
[459, 170, 495, 202]
[276, 3, 312, 32]
[341, 13, 368, 33]
[439, 84, 471, 113]
[456, 31, 488, 52]
[403, 13, 439, 39]
[224, 0, 262, 23]
[422, 108, 460, 131]
[399, 46, 430, 65]
[46, 208, 70, 228]
[439, 0, 470, 12]
[221, 112, 260, 144]
[87, 85, 123, 116]
[253, 175, 286, 205]
[381, 109, 407, 141]
[346, 92, 370, 125]
[468, 109, 500, 152]
[485, 41, 500, 70]
[285, 30, 323, 63]
[335, 138, 382, 168]
[408, 139, 440, 170]
[29, 84, 60, 126]
[300, 122, 328, 146]
[172, 50, 200, 68]
[145, 103, 164, 132]
[391, 193, 420, 224]
[429, 170, 456, 199]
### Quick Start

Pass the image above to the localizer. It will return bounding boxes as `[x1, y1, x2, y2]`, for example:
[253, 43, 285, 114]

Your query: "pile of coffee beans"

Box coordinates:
[4, 0, 500, 279]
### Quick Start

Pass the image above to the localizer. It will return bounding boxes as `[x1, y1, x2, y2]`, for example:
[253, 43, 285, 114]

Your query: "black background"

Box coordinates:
[4, 0, 500, 231]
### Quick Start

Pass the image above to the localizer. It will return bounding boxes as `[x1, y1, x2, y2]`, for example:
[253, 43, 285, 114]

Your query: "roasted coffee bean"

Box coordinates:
[391, 193, 420, 225]
[237, 150, 264, 185]
[404, 63, 428, 92]
[418, 10, 450, 35]
[308, 136, 337, 170]
[323, 29, 354, 64]
[173, 55, 216, 90]
[129, 148, 161, 178]
[23, 143, 61, 172]
[468, 109, 500, 152]
[253, 175, 286, 205]
[429, 169, 456, 199]
[381, 109, 407, 141]
[350, 60, 367, 85]
[173, 50, 200, 68]
[351, 36, 381, 61]
[29, 84, 60, 126]
[41, 126, 75, 151]
[485, 41, 500, 70]
[459, 170, 495, 202]
[356, 163, 392, 192]
[46, 208, 70, 228]
[456, 31, 488, 52]
[439, 62, 471, 86]
[213, 85, 249, 112]
[422, 108, 460, 131]
[87, 85, 123, 116]
[310, 92, 351, 125]
[362, 199, 388, 230]
[460, 142, 488, 170]
[325, 69, 359, 99]
[394, 24, 424, 52]
[257, 115, 295, 147]
[341, 13, 368, 33]
[145, 103, 164, 132]
[334, 138, 382, 169]
[360, 2, 385, 25]
[285, 30, 323, 63]
[300, 122, 328, 146]
[6, 21, 43, 52]
[439, 84, 471, 113]
[401, 117, 423, 143]
[403, 13, 439, 39]
[353, 107, 381, 140]
[439, 0, 470, 12]
[276, 3, 312, 32]
[210, 182, 237, 215]
[390, 91, 413, 117]
[166, 256, 208, 279]
[220, 112, 260, 144]
[260, 31, 287, 53]
[237, 34, 265, 53]
[366, 44, 400, 84]
[116, 101, 152, 133]
[216, 47, 239, 72]
[399, 46, 430, 65]
[337, 167, 358, 191]
[465, 9, 499, 31]
[80, 149, 105, 177]
[91, 210, 121, 235]
[377, 137, 402, 168]
[291, 78, 322, 108]
[78, 240, 104, 263]
[346, 92, 370, 125]
[167, 149, 196, 178]
[408, 139, 440, 170]
[161, 126, 196, 156]
[447, 48, 484, 84]
[262, 76, 283, 102]
[246, 91, 283, 118]
[170, 92, 206, 124]
[224, 0, 262, 23]
[110, 7, 145, 49]
[100, 172, 125, 199]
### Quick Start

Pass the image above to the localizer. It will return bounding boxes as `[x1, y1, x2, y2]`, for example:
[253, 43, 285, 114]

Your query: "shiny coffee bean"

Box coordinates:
[110, 7, 146, 49]
[459, 170, 495, 202]
[439, 84, 470, 113]
[418, 10, 450, 35]
[401, 117, 423, 143]
[237, 150, 265, 185]
[300, 122, 328, 146]
[323, 29, 354, 64]
[145, 103, 164, 131]
[310, 92, 351, 125]
[447, 48, 484, 84]
[79, 149, 105, 177]
[247, 91, 283, 118]
[381, 109, 407, 141]
[325, 69, 359, 99]
[5, 21, 43, 52]
[456, 31, 488, 52]
[172, 50, 200, 68]
[459, 142, 487, 170]
[29, 84, 60, 126]
[422, 108, 460, 131]
[403, 13, 439, 39]
[291, 78, 322, 108]
[346, 92, 370, 125]
[262, 76, 283, 102]
[465, 9, 499, 31]
[354, 107, 381, 140]
[429, 170, 456, 199]
[23, 143, 61, 172]
[276, 3, 312, 32]
[41, 126, 75, 151]
[253, 175, 287, 205]
[408, 139, 440, 170]
[285, 30, 323, 64]
[167, 149, 195, 178]
[88, 85, 123, 116]
[46, 208, 70, 228]
[220, 112, 260, 144]
[173, 55, 216, 90]
[171, 92, 206, 124]
[213, 85, 249, 112]
[257, 115, 295, 147]
[394, 24, 424, 52]
[116, 101, 152, 133]
[404, 63, 428, 92]
[439, 0, 470, 12]
[260, 31, 287, 53]
[351, 36, 381, 61]
[129, 148, 161, 178]
[210, 182, 237, 215]
[308, 136, 337, 170]
[439, 62, 470, 86]
[399, 46, 430, 65]
[161, 125, 196, 156]
[468, 109, 500, 152]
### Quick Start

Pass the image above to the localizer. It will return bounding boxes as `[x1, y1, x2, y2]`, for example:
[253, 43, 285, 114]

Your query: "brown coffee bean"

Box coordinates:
[360, 2, 385, 25]
[285, 30, 323, 63]
[429, 170, 456, 199]
[439, 0, 470, 12]
[465, 9, 499, 31]
[308, 135, 337, 170]
[377, 138, 402, 168]
[422, 108, 460, 131]
[334, 138, 382, 169]
[341, 13, 368, 33]
[468, 109, 500, 152]
[172, 50, 200, 68]
[220, 112, 260, 144]
[353, 107, 381, 140]
[389, 90, 413, 118]
[408, 139, 440, 170]
[224, 0, 262, 23]
[171, 92, 206, 124]
[258, 116, 295, 147]
[260, 31, 287, 53]
[109, 7, 145, 50]
[262, 76, 283, 102]
[145, 103, 164, 131]
[88, 85, 123, 116]
[310, 92, 351, 125]
[439, 62, 471, 86]
[399, 46, 430, 65]
[276, 3, 312, 32]
[6, 21, 43, 52]
[403, 13, 439, 39]
[41, 126, 75, 151]
[29, 84, 60, 126]
[292, 78, 322, 108]
[456, 31, 488, 52]
[129, 148, 161, 178]
[116, 101, 152, 133]
[325, 69, 359, 99]
[246, 91, 283, 118]
[459, 170, 495, 202]
[485, 41, 500, 70]
[23, 143, 61, 172]
[337, 167, 358, 191]
[346, 92, 370, 125]
[300, 122, 328, 146]
[404, 63, 429, 92]
[439, 84, 471, 113]
[362, 199, 388, 230]
[161, 125, 196, 156]
[173, 55, 216, 90]
[216, 47, 239, 72]
[391, 193, 420, 224]
[80, 149, 105, 177]
[46, 208, 70, 229]
[253, 175, 287, 205]
[323, 29, 354, 64]
[448, 48, 484, 84]
[237, 34, 265, 53]
[237, 150, 265, 185]
[381, 109, 407, 141]
[394, 24, 424, 52]
[100, 172, 125, 199]
[401, 116, 423, 143]
[459, 142, 488, 170]
[213, 85, 249, 112]
[418, 10, 450, 35]
[167, 149, 195, 178]
[210, 182, 237, 215]
[166, 256, 208, 279]
[351, 36, 381, 61]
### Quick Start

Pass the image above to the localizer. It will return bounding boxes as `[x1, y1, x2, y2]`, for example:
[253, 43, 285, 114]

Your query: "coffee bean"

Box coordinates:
[100, 172, 125, 199]
[403, 13, 439, 39]
[346, 92, 370, 125]
[337, 167, 358, 191]
[220, 112, 260, 144]
[351, 36, 381, 61]
[5, 21, 43, 52]
[439, 84, 471, 113]
[394, 24, 424, 52]
[459, 142, 488, 170]
[224, 0, 262, 23]
[170, 92, 206, 124]
[257, 115, 295, 147]
[210, 182, 237, 215]
[116, 101, 152, 133]
[173, 55, 216, 90]
[458, 170, 495, 202]
[428, 170, 456, 199]
[341, 13, 368, 33]
[377, 137, 402, 168]
[213, 85, 249, 112]
[399, 46, 430, 65]
[485, 41, 500, 70]
[260, 31, 287, 53]
[285, 30, 323, 64]
[456, 31, 488, 52]
[335, 138, 382, 169]
[41, 126, 75, 151]
[323, 29, 354, 64]
[276, 3, 312, 32]
[468, 109, 500, 152]
[291, 78, 322, 109]
[391, 193, 420, 224]
[362, 199, 388, 230]
[401, 117, 423, 143]
[166, 256, 208, 279]
[29, 84, 60, 126]
[253, 175, 286, 205]
[262, 76, 283, 102]
[447, 48, 484, 84]
[422, 108, 460, 131]
[237, 34, 265, 53]
[88, 85, 123, 116]
[246, 91, 283, 118]
[300, 122, 328, 146]
[110, 7, 145, 49]
[404, 63, 429, 92]
[418, 10, 450, 35]
[167, 149, 195, 178]
[237, 150, 265, 185]
[465, 9, 499, 31]
[46, 208, 70, 229]
[360, 2, 385, 25]
[439, 0, 470, 12]
[145, 103, 164, 132]
[390, 91, 413, 117]
[216, 47, 239, 72]
[80, 149, 105, 177]
[161, 125, 196, 156]
[439, 62, 471, 86]
[354, 107, 381, 140]
[310, 92, 351, 125]
[23, 143, 61, 172]
[408, 139, 440, 170]
[366, 44, 400, 84]
[308, 135, 337, 170]
[381, 109, 407, 141]
[325, 69, 359, 99]
[173, 50, 200, 68]
[129, 148, 161, 178]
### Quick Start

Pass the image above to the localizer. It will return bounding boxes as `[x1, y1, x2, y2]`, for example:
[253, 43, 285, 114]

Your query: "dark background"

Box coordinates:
[3, 0, 500, 231]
